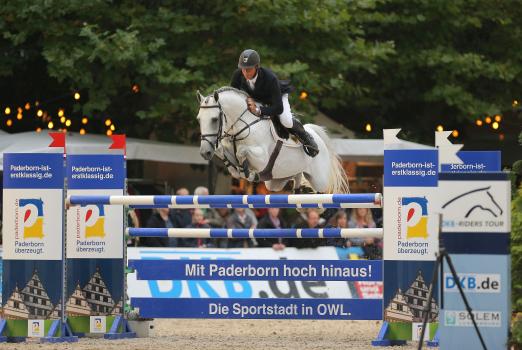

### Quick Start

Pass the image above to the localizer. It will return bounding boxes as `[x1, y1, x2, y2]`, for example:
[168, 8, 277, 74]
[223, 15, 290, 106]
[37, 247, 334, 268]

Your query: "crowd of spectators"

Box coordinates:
[127, 185, 383, 259]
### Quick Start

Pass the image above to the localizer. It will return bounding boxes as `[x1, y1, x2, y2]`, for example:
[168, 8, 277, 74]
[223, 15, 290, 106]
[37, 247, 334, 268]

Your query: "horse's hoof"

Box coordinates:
[247, 172, 260, 183]
[296, 186, 315, 194]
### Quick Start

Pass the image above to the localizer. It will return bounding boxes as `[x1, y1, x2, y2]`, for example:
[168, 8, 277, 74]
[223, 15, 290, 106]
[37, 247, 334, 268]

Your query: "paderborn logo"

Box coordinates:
[83, 204, 107, 238]
[20, 198, 45, 239]
[401, 197, 428, 239]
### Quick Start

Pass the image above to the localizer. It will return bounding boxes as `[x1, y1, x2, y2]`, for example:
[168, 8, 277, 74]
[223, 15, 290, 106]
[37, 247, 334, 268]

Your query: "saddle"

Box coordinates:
[268, 116, 300, 147]
[270, 115, 290, 140]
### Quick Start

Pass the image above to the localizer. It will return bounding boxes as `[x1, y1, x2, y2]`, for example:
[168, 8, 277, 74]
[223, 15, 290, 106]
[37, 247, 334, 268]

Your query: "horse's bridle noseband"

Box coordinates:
[199, 102, 225, 150]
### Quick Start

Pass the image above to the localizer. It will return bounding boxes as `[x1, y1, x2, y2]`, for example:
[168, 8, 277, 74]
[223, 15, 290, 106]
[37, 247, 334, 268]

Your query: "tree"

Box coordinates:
[0, 0, 393, 141]
[332, 0, 522, 142]
[0, 0, 520, 145]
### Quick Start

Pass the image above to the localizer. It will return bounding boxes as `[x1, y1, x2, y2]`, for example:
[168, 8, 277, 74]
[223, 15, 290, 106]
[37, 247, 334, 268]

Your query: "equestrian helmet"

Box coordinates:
[238, 49, 260, 69]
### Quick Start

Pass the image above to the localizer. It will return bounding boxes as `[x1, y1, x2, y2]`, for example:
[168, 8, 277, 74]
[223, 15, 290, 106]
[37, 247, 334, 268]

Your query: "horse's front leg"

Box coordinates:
[237, 145, 268, 182]
[215, 146, 241, 179]
[226, 164, 241, 179]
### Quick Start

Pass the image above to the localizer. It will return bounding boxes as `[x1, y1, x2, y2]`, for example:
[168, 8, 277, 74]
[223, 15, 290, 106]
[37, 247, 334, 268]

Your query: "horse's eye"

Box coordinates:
[211, 117, 218, 123]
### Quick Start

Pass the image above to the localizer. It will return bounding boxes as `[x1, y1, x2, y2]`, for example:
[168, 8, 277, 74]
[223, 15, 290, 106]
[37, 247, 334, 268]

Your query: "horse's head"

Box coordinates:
[196, 87, 249, 161]
[196, 90, 222, 160]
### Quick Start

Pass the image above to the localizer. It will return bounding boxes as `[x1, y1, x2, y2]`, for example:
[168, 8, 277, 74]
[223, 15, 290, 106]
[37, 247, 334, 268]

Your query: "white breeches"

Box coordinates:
[279, 93, 293, 128]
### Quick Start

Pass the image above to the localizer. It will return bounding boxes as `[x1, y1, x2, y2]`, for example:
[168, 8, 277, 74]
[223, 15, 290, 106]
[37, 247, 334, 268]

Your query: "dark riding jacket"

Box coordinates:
[230, 67, 283, 117]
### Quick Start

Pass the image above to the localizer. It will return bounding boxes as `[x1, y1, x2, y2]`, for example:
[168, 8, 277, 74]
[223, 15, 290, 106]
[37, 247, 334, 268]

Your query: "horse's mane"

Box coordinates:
[215, 86, 249, 98]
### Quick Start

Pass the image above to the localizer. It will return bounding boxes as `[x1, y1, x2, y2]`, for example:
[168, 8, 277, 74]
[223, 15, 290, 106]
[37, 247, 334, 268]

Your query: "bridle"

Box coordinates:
[198, 91, 283, 181]
[199, 102, 225, 150]
[199, 94, 269, 155]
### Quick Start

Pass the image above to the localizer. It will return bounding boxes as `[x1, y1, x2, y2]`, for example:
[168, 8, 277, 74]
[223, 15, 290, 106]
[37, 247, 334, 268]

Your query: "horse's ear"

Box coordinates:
[196, 90, 204, 103]
[213, 90, 219, 102]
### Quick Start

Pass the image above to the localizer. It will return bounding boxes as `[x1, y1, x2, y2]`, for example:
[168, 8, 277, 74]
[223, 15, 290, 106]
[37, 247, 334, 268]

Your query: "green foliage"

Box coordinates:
[353, 0, 522, 139]
[512, 188, 522, 310]
[512, 314, 522, 348]
[0, 0, 392, 139]
[0, 0, 521, 142]
[511, 131, 522, 346]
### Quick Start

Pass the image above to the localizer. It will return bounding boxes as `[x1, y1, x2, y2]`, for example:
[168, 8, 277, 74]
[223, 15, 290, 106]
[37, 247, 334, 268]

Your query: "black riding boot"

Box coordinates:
[289, 119, 319, 157]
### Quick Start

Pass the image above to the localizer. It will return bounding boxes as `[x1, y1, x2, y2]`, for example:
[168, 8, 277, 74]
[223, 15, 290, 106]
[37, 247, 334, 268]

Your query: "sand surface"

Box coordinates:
[2, 319, 437, 350]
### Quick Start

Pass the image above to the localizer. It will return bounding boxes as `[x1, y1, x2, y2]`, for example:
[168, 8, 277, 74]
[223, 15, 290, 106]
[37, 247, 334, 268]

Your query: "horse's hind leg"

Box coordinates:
[304, 156, 332, 193]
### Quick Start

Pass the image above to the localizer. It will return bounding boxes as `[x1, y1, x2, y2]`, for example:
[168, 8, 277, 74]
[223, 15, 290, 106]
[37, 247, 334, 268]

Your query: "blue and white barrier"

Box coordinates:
[126, 227, 383, 239]
[67, 193, 382, 208]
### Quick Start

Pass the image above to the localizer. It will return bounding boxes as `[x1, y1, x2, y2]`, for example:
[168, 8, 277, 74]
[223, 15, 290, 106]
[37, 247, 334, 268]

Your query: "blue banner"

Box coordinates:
[131, 298, 383, 320]
[384, 150, 438, 187]
[65, 153, 125, 327]
[441, 151, 501, 173]
[2, 153, 65, 324]
[440, 255, 510, 350]
[3, 153, 64, 189]
[129, 260, 383, 281]
[67, 154, 125, 189]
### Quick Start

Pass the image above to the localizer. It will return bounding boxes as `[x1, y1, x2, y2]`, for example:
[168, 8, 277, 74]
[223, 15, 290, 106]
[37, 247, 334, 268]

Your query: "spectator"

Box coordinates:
[194, 186, 209, 196]
[127, 208, 140, 247]
[179, 209, 212, 248]
[257, 208, 286, 250]
[288, 209, 323, 249]
[206, 208, 230, 228]
[362, 237, 382, 260]
[172, 187, 192, 229]
[326, 210, 350, 248]
[194, 186, 210, 215]
[245, 207, 258, 227]
[226, 208, 256, 248]
[348, 208, 376, 247]
[206, 207, 231, 248]
[141, 208, 172, 247]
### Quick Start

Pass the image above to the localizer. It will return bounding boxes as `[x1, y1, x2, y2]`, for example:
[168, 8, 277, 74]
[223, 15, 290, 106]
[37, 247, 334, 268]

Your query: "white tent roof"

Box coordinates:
[0, 131, 433, 171]
[0, 131, 206, 171]
[332, 138, 435, 163]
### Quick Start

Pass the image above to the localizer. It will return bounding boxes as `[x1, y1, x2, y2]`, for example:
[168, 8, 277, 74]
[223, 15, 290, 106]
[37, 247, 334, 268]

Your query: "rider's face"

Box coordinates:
[241, 67, 257, 80]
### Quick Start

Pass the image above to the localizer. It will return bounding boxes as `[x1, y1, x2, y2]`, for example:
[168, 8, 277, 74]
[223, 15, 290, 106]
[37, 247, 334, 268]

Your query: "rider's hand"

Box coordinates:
[247, 98, 260, 116]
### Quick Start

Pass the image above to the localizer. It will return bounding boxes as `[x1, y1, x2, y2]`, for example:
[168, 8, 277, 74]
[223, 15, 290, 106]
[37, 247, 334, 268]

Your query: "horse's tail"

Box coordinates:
[305, 124, 350, 194]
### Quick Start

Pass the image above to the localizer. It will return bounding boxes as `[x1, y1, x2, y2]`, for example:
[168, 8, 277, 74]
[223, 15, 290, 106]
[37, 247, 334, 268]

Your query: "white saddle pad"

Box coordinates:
[268, 120, 301, 148]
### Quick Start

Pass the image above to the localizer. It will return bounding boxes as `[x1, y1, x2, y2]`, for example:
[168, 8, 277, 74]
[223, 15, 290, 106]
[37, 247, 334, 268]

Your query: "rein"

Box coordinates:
[199, 92, 273, 178]
[199, 99, 269, 164]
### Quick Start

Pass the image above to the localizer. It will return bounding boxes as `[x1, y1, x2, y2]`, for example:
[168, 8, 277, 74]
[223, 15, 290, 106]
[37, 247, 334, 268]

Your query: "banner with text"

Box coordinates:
[2, 153, 64, 323]
[383, 149, 439, 338]
[66, 154, 125, 324]
[127, 247, 376, 300]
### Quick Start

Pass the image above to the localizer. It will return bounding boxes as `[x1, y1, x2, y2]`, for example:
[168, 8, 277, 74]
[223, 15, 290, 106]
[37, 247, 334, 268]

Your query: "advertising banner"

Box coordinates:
[382, 148, 439, 341]
[127, 247, 382, 320]
[127, 247, 357, 299]
[65, 155, 125, 328]
[440, 151, 501, 173]
[438, 172, 510, 349]
[440, 255, 510, 349]
[2, 153, 64, 325]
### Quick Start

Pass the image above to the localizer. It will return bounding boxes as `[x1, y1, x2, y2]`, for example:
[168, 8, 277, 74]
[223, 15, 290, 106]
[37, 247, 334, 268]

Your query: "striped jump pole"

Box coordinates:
[126, 227, 383, 239]
[67, 193, 383, 209]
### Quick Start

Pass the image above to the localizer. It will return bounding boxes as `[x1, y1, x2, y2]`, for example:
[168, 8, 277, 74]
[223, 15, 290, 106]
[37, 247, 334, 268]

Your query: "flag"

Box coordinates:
[109, 134, 126, 149]
[48, 132, 66, 148]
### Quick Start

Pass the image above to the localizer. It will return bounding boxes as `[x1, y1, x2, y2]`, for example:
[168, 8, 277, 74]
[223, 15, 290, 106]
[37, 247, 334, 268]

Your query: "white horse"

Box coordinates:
[197, 87, 349, 194]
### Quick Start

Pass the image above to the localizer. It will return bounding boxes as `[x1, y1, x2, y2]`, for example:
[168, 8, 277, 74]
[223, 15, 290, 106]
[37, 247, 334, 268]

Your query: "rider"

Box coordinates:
[230, 49, 319, 157]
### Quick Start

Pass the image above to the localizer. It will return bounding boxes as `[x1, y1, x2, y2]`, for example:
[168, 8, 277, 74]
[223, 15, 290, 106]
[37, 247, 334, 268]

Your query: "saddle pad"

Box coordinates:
[269, 119, 301, 147]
